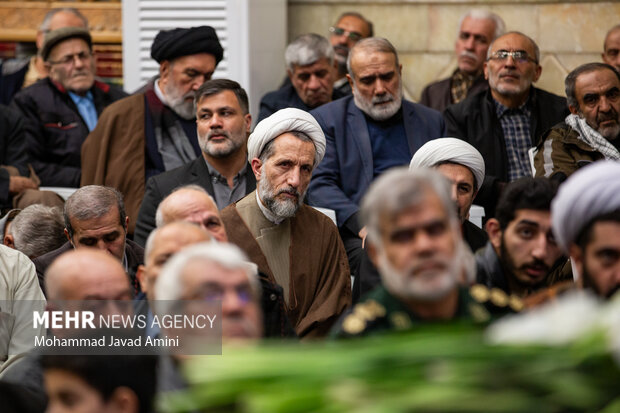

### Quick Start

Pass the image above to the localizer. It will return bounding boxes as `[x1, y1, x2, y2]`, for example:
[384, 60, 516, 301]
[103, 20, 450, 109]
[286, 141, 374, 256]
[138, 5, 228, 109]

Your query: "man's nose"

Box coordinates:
[209, 113, 223, 128]
[599, 96, 612, 112]
[287, 168, 301, 188]
[450, 183, 458, 202]
[307, 74, 321, 90]
[374, 79, 386, 95]
[222, 290, 244, 315]
[464, 36, 476, 50]
[531, 234, 549, 260]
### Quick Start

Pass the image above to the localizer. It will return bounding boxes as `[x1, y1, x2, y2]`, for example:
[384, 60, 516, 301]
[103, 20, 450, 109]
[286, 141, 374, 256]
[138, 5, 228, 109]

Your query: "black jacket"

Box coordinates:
[33, 239, 145, 296]
[11, 78, 127, 187]
[133, 157, 256, 247]
[0, 104, 29, 209]
[443, 87, 569, 215]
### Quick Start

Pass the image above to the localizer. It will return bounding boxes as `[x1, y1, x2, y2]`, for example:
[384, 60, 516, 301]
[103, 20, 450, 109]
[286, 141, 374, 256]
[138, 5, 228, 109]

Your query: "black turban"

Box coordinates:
[150, 26, 223, 64]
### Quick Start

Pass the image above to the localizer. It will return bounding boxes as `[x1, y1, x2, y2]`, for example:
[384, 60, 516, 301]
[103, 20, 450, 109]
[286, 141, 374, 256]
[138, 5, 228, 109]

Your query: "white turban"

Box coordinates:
[409, 137, 485, 192]
[247, 108, 326, 165]
[551, 160, 620, 253]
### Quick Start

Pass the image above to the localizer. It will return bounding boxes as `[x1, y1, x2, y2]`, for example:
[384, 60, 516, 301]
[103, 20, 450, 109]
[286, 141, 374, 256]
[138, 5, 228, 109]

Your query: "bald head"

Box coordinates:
[139, 222, 211, 301]
[45, 249, 131, 301]
[156, 186, 228, 242]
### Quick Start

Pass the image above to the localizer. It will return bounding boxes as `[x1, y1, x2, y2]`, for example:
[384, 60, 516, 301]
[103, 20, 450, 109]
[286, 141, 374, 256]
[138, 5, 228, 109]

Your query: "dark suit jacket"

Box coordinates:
[33, 239, 145, 296]
[133, 156, 256, 246]
[419, 73, 487, 113]
[257, 82, 346, 123]
[307, 95, 445, 232]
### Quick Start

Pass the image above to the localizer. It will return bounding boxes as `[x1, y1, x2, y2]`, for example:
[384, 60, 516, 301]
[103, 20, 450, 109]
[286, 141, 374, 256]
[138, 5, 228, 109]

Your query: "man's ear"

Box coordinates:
[124, 216, 130, 232]
[532, 64, 542, 83]
[346, 74, 354, 90]
[250, 158, 263, 180]
[569, 243, 584, 287]
[483, 61, 489, 80]
[287, 69, 294, 82]
[485, 218, 502, 250]
[367, 241, 380, 269]
[107, 387, 139, 413]
[64, 228, 72, 243]
[569, 104, 580, 116]
[244, 113, 252, 134]
[136, 265, 147, 294]
[3, 234, 14, 249]
[159, 60, 171, 83]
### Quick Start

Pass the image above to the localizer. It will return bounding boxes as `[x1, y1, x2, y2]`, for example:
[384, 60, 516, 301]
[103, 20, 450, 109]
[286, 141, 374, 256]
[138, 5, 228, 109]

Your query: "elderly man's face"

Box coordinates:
[455, 16, 496, 75]
[159, 53, 217, 119]
[253, 133, 315, 219]
[330, 15, 370, 65]
[492, 209, 562, 288]
[196, 90, 251, 158]
[484, 33, 541, 100]
[603, 28, 620, 72]
[371, 191, 460, 302]
[181, 260, 263, 339]
[161, 190, 228, 242]
[572, 221, 620, 298]
[47, 38, 95, 95]
[288, 57, 335, 108]
[68, 207, 127, 262]
[436, 163, 476, 223]
[348, 50, 403, 121]
[139, 225, 211, 301]
[570, 68, 620, 140]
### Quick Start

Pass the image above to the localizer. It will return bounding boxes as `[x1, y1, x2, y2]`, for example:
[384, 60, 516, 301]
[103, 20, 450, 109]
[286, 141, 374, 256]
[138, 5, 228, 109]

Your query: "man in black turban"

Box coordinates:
[81, 26, 224, 234]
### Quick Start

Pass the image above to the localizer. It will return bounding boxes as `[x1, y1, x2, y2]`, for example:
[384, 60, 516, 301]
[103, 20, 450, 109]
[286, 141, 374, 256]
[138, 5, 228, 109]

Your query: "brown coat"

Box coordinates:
[81, 94, 147, 233]
[221, 195, 351, 338]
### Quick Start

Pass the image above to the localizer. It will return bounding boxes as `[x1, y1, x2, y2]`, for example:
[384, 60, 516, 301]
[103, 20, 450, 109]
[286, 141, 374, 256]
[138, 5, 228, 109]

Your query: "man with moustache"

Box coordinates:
[81, 26, 223, 233]
[133, 80, 256, 245]
[420, 9, 505, 112]
[221, 108, 351, 338]
[551, 161, 620, 299]
[534, 63, 620, 181]
[307, 37, 444, 271]
[329, 12, 373, 95]
[332, 168, 495, 338]
[10, 27, 126, 187]
[444, 32, 569, 216]
[476, 177, 565, 299]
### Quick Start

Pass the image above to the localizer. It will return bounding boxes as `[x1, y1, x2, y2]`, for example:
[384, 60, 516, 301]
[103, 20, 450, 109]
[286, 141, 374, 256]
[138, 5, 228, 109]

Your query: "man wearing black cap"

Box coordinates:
[81, 26, 223, 234]
[10, 27, 126, 188]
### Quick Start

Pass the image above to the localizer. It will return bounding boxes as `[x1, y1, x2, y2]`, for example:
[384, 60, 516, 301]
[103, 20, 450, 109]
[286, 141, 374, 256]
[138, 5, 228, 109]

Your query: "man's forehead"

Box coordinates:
[576, 69, 620, 94]
[197, 90, 241, 111]
[435, 162, 475, 185]
[271, 133, 316, 159]
[336, 15, 368, 34]
[511, 209, 551, 227]
[71, 209, 121, 233]
[605, 28, 620, 50]
[182, 259, 248, 285]
[293, 57, 331, 74]
[51, 38, 90, 56]
[460, 16, 495, 36]
[352, 51, 397, 74]
[151, 227, 209, 257]
[491, 33, 535, 54]
[384, 192, 448, 229]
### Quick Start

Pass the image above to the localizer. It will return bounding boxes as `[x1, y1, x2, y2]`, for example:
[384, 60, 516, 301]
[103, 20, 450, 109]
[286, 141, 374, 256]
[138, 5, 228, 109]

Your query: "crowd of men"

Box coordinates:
[0, 6, 619, 413]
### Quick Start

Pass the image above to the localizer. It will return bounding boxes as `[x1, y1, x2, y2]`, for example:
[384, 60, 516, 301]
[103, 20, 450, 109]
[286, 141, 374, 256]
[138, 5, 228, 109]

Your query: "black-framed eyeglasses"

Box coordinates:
[329, 26, 363, 41]
[47, 51, 93, 66]
[487, 50, 538, 64]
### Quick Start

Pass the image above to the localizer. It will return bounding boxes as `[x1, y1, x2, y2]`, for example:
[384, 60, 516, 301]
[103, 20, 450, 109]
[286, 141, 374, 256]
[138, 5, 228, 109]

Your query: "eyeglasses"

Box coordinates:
[47, 51, 93, 66]
[487, 50, 538, 64]
[329, 27, 363, 41]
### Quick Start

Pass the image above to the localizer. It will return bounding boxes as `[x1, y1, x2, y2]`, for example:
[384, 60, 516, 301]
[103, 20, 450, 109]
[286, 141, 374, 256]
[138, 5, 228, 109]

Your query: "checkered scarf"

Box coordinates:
[450, 70, 474, 104]
[565, 114, 620, 160]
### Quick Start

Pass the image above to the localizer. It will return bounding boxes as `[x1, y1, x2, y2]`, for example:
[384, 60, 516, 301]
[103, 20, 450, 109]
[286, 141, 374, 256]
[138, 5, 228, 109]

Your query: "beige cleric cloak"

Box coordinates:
[221, 192, 351, 338]
[81, 94, 147, 234]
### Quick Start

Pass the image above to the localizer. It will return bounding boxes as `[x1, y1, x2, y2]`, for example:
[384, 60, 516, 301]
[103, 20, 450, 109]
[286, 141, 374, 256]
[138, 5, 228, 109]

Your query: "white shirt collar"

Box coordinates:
[154, 78, 169, 106]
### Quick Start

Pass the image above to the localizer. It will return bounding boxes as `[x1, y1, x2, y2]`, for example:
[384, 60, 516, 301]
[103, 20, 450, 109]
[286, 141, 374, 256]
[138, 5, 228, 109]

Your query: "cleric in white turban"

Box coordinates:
[552, 160, 620, 254]
[409, 137, 485, 192]
[247, 107, 326, 165]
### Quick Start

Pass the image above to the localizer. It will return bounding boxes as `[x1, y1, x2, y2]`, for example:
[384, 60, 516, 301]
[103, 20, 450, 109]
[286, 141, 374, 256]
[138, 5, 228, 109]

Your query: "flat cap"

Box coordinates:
[150, 26, 223, 64]
[41, 27, 92, 61]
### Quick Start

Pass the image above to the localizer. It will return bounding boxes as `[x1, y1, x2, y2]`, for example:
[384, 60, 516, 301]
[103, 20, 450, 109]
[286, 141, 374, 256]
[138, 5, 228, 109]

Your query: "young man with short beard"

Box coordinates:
[476, 177, 565, 298]
[332, 168, 497, 339]
[221, 108, 351, 338]
[133, 80, 256, 246]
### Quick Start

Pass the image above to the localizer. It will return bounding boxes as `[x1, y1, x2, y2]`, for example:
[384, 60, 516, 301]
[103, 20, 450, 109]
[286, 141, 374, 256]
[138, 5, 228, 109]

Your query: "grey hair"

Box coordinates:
[361, 167, 459, 247]
[64, 186, 126, 239]
[155, 185, 215, 227]
[258, 130, 317, 167]
[9, 205, 66, 259]
[285, 33, 334, 72]
[458, 9, 505, 40]
[334, 11, 374, 37]
[154, 242, 261, 304]
[347, 37, 400, 79]
[39, 8, 88, 32]
[487, 31, 540, 63]
[565, 62, 620, 109]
